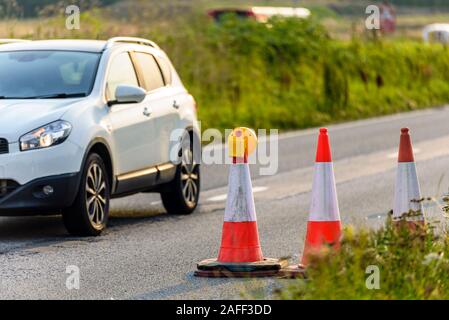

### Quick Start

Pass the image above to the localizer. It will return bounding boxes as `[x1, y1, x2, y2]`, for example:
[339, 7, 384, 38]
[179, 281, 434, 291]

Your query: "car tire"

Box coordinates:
[161, 132, 200, 215]
[63, 153, 110, 236]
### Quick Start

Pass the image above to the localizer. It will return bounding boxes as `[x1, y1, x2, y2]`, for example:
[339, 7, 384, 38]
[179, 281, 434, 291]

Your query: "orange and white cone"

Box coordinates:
[301, 128, 341, 266]
[281, 128, 341, 278]
[218, 154, 262, 262]
[195, 128, 285, 278]
[393, 128, 425, 228]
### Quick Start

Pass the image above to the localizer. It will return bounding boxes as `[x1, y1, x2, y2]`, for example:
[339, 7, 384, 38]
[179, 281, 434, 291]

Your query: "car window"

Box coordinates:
[134, 52, 165, 92]
[155, 56, 172, 85]
[0, 51, 100, 99]
[106, 52, 139, 101]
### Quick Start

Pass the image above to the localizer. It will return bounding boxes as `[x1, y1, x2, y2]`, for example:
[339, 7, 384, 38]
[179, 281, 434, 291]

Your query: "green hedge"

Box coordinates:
[148, 16, 449, 131]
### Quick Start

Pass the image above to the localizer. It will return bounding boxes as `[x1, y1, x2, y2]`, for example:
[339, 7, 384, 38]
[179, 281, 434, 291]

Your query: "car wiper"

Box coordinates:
[0, 93, 87, 99]
[33, 93, 87, 99]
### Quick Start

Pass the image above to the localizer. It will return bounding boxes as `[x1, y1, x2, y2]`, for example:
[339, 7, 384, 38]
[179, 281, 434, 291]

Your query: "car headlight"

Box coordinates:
[20, 120, 72, 151]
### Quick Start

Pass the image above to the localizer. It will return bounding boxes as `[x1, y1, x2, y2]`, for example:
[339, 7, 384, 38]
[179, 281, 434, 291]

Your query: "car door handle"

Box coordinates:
[143, 107, 152, 117]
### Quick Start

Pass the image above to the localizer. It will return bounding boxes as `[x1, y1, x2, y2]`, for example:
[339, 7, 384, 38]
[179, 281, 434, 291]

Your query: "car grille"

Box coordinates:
[0, 138, 8, 154]
[0, 180, 19, 199]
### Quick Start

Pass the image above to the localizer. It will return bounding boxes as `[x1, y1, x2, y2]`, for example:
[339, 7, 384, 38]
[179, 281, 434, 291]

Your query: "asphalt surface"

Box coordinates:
[1, 106, 449, 299]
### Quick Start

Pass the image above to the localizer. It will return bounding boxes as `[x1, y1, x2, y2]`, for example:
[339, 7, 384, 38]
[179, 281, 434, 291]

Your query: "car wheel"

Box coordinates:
[63, 153, 110, 236]
[161, 132, 200, 215]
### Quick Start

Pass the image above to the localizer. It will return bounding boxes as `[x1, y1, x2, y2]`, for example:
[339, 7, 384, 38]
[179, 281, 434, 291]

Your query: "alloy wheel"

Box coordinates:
[85, 163, 107, 229]
[180, 144, 199, 208]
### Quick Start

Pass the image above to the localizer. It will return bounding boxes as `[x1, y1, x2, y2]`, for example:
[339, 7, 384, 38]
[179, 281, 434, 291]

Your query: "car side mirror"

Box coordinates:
[109, 84, 146, 106]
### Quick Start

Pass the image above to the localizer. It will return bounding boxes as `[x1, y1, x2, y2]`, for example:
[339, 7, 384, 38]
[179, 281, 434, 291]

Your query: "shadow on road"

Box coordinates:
[109, 210, 184, 228]
[133, 272, 245, 300]
[0, 207, 182, 242]
[0, 216, 67, 241]
[133, 271, 281, 300]
[0, 198, 215, 256]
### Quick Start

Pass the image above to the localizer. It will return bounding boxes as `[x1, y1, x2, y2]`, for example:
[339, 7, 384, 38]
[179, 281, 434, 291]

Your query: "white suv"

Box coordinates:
[0, 38, 201, 236]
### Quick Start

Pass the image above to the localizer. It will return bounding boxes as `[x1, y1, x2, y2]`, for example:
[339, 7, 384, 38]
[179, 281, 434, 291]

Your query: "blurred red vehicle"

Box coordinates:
[208, 6, 311, 23]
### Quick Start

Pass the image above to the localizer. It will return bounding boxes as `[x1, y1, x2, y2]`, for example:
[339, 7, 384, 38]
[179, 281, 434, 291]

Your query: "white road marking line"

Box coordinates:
[207, 194, 227, 202]
[387, 148, 421, 159]
[207, 186, 269, 202]
[150, 201, 162, 206]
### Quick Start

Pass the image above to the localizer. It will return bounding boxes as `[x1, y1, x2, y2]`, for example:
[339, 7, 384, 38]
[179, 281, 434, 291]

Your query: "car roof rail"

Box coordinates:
[0, 39, 31, 44]
[104, 37, 160, 50]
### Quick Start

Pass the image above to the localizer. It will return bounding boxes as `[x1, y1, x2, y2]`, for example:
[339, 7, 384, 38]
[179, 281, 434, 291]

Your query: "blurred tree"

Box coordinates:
[0, 0, 22, 18]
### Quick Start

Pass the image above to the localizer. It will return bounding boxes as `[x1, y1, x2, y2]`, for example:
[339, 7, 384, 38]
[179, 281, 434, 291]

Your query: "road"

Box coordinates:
[1, 106, 449, 299]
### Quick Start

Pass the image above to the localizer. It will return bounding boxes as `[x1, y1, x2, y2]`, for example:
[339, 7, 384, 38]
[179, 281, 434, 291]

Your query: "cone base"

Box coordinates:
[194, 269, 279, 278]
[195, 258, 286, 278]
[218, 221, 263, 263]
[198, 257, 285, 271]
[301, 220, 341, 265]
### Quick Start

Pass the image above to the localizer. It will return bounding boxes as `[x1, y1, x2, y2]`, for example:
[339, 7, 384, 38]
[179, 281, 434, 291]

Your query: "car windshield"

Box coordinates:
[0, 50, 100, 99]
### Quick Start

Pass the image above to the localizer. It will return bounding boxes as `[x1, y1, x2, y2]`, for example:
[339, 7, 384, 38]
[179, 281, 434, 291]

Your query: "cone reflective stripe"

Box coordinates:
[218, 161, 263, 262]
[301, 128, 341, 266]
[394, 164, 423, 219]
[196, 128, 284, 278]
[224, 163, 256, 222]
[393, 128, 424, 222]
[309, 163, 340, 222]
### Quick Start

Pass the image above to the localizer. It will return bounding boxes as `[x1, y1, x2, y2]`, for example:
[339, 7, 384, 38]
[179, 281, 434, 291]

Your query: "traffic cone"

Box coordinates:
[195, 127, 286, 278]
[393, 128, 425, 229]
[217, 157, 262, 262]
[280, 128, 341, 278]
[301, 128, 341, 265]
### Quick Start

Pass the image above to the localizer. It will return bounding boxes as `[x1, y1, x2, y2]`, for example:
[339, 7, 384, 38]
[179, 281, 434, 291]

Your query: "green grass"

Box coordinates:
[277, 217, 449, 300]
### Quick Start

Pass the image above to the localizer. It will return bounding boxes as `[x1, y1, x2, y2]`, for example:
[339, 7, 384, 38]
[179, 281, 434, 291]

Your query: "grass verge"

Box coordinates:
[277, 216, 449, 300]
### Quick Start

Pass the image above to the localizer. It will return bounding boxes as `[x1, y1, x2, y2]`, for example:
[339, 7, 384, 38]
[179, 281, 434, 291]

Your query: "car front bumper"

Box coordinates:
[0, 140, 84, 185]
[0, 173, 80, 216]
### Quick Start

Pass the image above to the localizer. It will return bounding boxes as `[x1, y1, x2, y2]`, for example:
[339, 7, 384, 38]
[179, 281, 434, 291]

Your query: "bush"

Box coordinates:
[277, 219, 449, 300]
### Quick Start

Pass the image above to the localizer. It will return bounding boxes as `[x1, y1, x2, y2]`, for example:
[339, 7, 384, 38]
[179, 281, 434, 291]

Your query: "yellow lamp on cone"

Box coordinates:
[228, 127, 258, 160]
